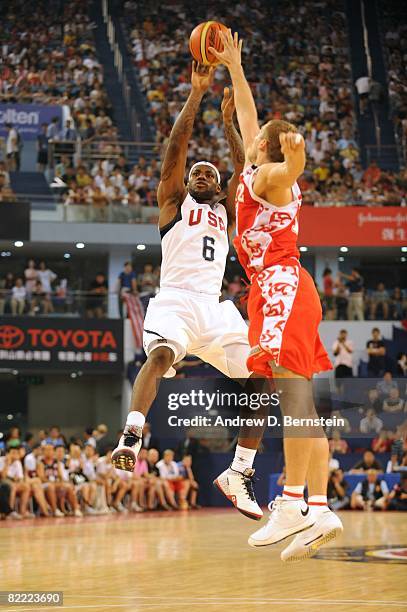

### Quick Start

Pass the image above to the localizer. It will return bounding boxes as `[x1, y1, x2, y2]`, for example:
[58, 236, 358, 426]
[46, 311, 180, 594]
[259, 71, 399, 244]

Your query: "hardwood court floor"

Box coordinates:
[0, 509, 406, 612]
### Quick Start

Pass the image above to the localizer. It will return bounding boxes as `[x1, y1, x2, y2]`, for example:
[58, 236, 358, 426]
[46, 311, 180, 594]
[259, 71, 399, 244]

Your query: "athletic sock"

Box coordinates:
[282, 485, 304, 500]
[308, 495, 328, 511]
[126, 410, 145, 432]
[231, 445, 256, 473]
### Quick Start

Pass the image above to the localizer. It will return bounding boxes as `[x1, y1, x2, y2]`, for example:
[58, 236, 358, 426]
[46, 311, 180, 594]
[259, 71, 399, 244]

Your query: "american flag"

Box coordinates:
[122, 293, 144, 347]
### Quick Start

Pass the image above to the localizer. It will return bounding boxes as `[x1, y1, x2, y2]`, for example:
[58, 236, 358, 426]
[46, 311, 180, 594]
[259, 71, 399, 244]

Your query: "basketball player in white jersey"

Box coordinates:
[112, 63, 266, 520]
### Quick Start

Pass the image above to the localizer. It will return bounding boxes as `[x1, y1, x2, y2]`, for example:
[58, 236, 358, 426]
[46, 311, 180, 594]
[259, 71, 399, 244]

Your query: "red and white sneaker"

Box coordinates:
[111, 424, 142, 471]
[281, 507, 343, 562]
[248, 496, 315, 547]
[214, 466, 263, 520]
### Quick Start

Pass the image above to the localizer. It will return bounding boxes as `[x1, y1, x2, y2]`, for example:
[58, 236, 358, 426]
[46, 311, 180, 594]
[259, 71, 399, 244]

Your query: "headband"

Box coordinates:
[188, 161, 221, 184]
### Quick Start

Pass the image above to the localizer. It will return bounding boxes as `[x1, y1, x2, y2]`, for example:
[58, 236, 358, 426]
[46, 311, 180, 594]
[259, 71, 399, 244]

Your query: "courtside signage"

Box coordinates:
[0, 317, 123, 372]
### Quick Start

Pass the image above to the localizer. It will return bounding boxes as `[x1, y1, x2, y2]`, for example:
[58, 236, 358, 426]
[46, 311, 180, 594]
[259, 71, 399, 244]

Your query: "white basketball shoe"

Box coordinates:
[111, 424, 143, 471]
[248, 496, 315, 547]
[281, 507, 343, 562]
[214, 466, 263, 520]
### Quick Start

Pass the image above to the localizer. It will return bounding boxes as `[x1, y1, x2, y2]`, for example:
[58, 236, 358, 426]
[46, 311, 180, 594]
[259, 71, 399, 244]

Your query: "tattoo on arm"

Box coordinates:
[224, 120, 245, 172]
[160, 91, 203, 182]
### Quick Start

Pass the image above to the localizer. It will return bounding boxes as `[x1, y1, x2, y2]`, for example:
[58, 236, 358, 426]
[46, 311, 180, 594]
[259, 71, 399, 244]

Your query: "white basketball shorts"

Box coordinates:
[143, 287, 251, 378]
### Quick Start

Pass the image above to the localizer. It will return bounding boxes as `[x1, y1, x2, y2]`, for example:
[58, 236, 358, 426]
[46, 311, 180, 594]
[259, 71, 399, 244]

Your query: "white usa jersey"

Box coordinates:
[159, 192, 229, 296]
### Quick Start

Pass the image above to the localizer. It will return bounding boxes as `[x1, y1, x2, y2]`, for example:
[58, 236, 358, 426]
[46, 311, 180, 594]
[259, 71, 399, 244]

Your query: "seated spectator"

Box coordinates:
[44, 426, 65, 447]
[96, 448, 120, 510]
[377, 371, 398, 397]
[86, 273, 108, 318]
[23, 444, 51, 517]
[177, 455, 200, 509]
[145, 448, 172, 511]
[131, 448, 149, 512]
[361, 389, 382, 415]
[329, 430, 349, 454]
[327, 468, 350, 511]
[5, 427, 21, 449]
[326, 410, 351, 437]
[156, 449, 189, 510]
[360, 408, 384, 434]
[386, 451, 407, 474]
[11, 278, 26, 315]
[350, 469, 389, 510]
[372, 431, 392, 453]
[67, 443, 97, 515]
[369, 282, 390, 320]
[37, 444, 65, 518]
[55, 445, 83, 517]
[383, 388, 405, 413]
[0, 447, 30, 519]
[351, 450, 384, 473]
[30, 280, 53, 315]
[386, 473, 407, 511]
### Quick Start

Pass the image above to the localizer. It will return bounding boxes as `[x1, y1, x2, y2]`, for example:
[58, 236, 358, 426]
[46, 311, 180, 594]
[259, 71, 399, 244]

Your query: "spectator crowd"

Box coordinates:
[122, 0, 407, 207]
[0, 422, 200, 520]
[0, 259, 160, 318]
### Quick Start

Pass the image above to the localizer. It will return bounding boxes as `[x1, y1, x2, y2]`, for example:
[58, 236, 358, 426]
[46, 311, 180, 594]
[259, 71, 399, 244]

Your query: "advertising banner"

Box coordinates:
[0, 104, 67, 140]
[299, 207, 406, 246]
[0, 317, 123, 372]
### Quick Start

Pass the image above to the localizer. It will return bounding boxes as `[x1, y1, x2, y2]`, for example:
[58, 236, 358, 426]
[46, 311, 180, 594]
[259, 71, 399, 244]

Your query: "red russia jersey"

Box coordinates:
[233, 165, 301, 278]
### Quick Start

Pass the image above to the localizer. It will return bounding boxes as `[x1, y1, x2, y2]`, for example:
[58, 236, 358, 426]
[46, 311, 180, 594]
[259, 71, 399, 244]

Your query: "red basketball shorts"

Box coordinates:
[246, 262, 332, 379]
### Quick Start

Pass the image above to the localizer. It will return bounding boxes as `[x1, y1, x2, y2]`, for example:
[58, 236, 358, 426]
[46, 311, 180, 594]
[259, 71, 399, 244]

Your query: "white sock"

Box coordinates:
[126, 411, 145, 430]
[308, 495, 328, 513]
[231, 445, 256, 472]
[282, 485, 304, 500]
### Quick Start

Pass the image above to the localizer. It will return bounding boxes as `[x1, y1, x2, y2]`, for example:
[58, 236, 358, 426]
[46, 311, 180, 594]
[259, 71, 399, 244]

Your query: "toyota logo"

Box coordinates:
[0, 325, 25, 349]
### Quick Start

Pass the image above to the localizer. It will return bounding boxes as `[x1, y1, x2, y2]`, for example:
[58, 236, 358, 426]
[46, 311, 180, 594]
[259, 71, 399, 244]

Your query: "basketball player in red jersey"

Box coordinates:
[210, 32, 343, 561]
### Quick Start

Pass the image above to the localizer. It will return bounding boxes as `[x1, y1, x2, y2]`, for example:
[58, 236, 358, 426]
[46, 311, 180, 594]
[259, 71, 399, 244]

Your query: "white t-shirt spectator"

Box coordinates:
[6, 459, 24, 480]
[353, 479, 388, 499]
[83, 457, 97, 481]
[12, 285, 26, 301]
[156, 459, 179, 480]
[332, 339, 354, 369]
[355, 77, 370, 95]
[360, 414, 383, 434]
[37, 268, 57, 293]
[24, 452, 37, 474]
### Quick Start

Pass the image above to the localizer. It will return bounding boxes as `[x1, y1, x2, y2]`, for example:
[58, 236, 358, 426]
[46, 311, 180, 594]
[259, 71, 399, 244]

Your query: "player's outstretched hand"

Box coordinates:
[191, 61, 215, 94]
[221, 86, 235, 123]
[279, 132, 305, 156]
[209, 30, 242, 70]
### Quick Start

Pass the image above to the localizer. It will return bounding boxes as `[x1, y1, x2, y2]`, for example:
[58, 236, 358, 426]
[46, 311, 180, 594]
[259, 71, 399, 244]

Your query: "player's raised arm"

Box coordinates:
[157, 62, 214, 225]
[209, 30, 259, 154]
[221, 86, 244, 229]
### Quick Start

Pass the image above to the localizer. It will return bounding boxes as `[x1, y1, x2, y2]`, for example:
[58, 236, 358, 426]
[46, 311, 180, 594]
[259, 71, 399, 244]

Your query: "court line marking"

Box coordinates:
[6, 598, 407, 611]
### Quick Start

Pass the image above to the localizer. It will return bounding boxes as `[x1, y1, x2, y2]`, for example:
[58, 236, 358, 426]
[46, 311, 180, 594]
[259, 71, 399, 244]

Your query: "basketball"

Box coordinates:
[189, 21, 228, 66]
